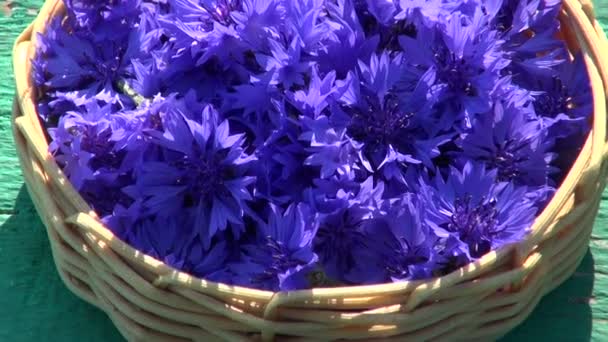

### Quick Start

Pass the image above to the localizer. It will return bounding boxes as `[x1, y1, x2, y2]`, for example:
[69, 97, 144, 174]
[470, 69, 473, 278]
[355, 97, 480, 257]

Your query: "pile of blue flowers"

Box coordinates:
[34, 0, 592, 291]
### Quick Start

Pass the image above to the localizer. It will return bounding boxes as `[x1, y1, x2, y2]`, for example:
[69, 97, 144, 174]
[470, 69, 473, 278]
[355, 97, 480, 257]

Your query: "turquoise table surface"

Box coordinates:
[2, 1, 608, 341]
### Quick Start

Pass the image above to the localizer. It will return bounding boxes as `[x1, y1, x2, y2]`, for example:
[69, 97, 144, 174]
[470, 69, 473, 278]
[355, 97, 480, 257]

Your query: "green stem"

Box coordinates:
[116, 79, 148, 106]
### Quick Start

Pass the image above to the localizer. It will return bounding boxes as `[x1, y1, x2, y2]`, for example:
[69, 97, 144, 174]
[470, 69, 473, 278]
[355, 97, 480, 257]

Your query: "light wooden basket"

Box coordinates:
[11, 0, 608, 340]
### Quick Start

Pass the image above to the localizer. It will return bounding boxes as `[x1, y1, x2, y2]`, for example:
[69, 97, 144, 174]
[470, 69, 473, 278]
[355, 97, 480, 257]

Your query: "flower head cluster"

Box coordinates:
[35, 0, 592, 291]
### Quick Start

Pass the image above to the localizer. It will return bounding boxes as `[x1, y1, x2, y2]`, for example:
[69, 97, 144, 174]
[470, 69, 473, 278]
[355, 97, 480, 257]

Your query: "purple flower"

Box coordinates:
[230, 71, 277, 116]
[485, 0, 561, 37]
[381, 198, 434, 281]
[80, 176, 134, 219]
[48, 102, 128, 189]
[358, 0, 398, 26]
[49, 123, 95, 190]
[313, 177, 386, 283]
[346, 195, 434, 284]
[102, 199, 144, 238]
[336, 58, 450, 180]
[395, 0, 476, 24]
[231, 0, 287, 50]
[484, 0, 565, 77]
[109, 97, 165, 153]
[256, 37, 311, 88]
[456, 102, 556, 186]
[316, 0, 378, 77]
[162, 0, 286, 68]
[225, 203, 319, 291]
[133, 105, 256, 247]
[64, 0, 141, 36]
[529, 55, 593, 137]
[125, 214, 232, 279]
[160, 4, 246, 67]
[420, 162, 539, 260]
[428, 234, 472, 276]
[250, 106, 317, 204]
[399, 12, 509, 121]
[287, 68, 339, 117]
[532, 56, 593, 184]
[33, 17, 142, 109]
[300, 115, 361, 180]
[395, 0, 447, 22]
[343, 76, 416, 162]
[284, 0, 331, 50]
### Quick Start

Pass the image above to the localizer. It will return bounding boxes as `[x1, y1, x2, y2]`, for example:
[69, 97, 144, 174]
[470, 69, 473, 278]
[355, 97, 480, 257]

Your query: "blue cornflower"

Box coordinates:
[361, 17, 418, 52]
[163, 0, 286, 67]
[456, 102, 556, 187]
[313, 177, 386, 283]
[134, 105, 256, 247]
[253, 110, 321, 204]
[80, 175, 135, 219]
[337, 57, 450, 181]
[109, 96, 168, 153]
[230, 71, 277, 116]
[65, 127, 125, 182]
[379, 198, 434, 281]
[64, 0, 141, 36]
[300, 114, 361, 180]
[420, 162, 539, 259]
[125, 214, 232, 279]
[528, 55, 593, 184]
[528, 55, 593, 138]
[399, 12, 509, 121]
[256, 37, 311, 88]
[160, 4, 247, 68]
[284, 0, 331, 51]
[33, 17, 142, 109]
[102, 198, 144, 239]
[231, 0, 286, 50]
[48, 103, 127, 189]
[316, 0, 378, 77]
[345, 88, 421, 172]
[358, 0, 398, 26]
[395, 0, 472, 24]
[484, 0, 561, 37]
[108, 96, 181, 172]
[115, 8, 188, 99]
[428, 234, 472, 276]
[287, 68, 339, 117]
[225, 203, 319, 291]
[48, 121, 95, 190]
[483, 0, 566, 78]
[346, 195, 434, 284]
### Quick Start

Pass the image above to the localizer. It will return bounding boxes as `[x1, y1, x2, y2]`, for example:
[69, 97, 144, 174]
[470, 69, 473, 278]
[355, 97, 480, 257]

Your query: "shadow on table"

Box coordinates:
[501, 249, 595, 341]
[0, 186, 124, 342]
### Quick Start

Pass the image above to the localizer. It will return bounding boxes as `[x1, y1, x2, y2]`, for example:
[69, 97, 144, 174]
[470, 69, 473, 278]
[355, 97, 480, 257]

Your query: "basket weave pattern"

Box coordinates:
[10, 0, 608, 340]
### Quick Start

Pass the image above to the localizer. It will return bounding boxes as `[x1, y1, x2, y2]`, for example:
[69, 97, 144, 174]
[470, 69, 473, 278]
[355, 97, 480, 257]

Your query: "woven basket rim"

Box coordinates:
[12, 0, 608, 302]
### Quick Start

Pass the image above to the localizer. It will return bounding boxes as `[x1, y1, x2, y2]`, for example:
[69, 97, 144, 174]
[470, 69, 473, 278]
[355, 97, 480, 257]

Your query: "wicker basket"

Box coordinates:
[10, 0, 608, 340]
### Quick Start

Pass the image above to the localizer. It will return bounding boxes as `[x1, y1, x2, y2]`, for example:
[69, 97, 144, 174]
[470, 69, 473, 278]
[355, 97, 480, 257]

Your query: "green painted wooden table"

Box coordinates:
[1, 1, 608, 341]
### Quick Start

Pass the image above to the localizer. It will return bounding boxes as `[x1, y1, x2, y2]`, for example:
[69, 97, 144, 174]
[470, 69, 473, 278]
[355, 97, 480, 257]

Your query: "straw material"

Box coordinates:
[11, 0, 608, 340]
